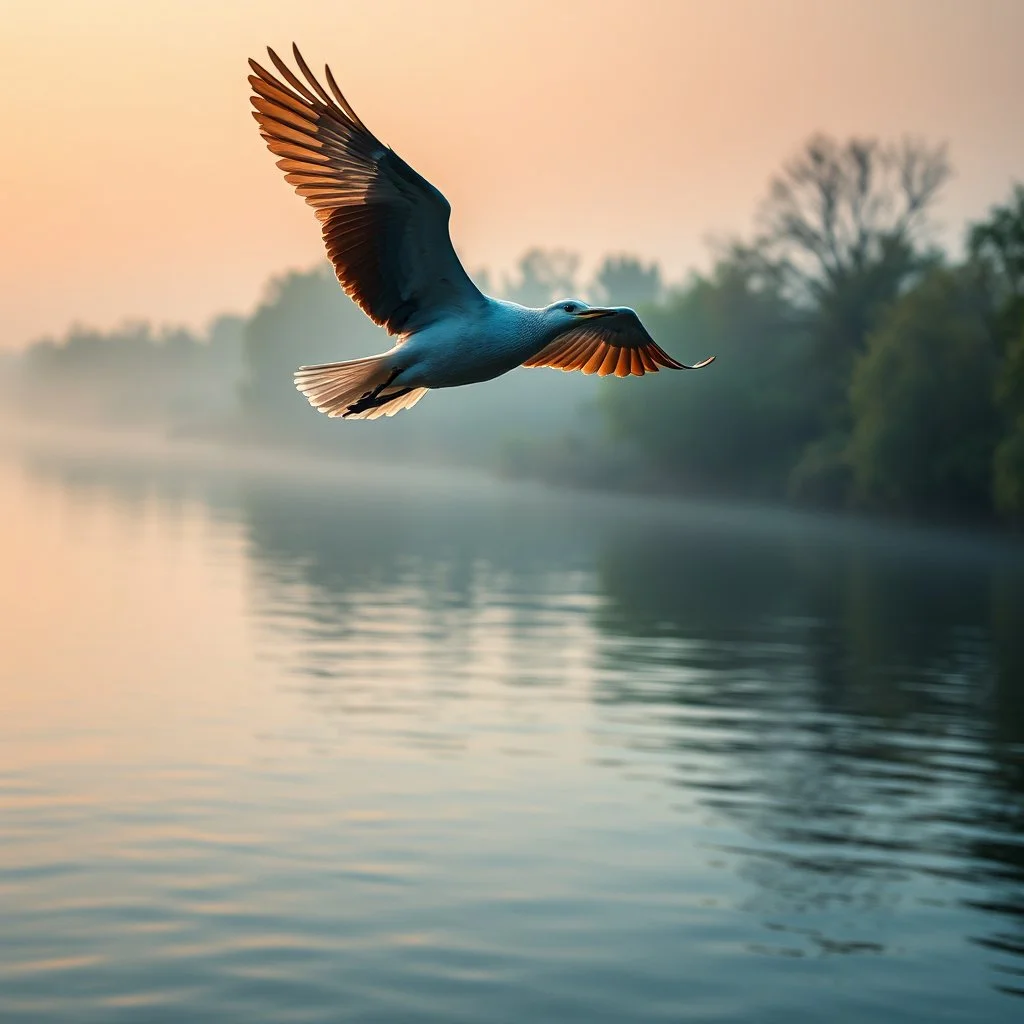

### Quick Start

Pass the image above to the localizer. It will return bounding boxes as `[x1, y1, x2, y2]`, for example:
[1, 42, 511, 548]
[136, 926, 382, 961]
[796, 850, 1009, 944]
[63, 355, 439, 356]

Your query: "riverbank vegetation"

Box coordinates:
[6, 134, 1023, 527]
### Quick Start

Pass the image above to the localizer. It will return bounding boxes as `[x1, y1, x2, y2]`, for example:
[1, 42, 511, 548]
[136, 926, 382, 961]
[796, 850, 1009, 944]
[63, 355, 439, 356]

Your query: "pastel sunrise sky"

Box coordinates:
[2, 0, 1022, 349]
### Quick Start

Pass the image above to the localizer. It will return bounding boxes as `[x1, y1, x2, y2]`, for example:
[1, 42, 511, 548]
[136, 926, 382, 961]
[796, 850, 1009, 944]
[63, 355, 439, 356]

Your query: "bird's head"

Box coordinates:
[542, 299, 617, 330]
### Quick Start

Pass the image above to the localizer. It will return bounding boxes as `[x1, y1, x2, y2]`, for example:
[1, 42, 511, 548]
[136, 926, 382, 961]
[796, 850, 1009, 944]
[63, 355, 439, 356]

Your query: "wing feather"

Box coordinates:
[250, 44, 484, 335]
[600, 346, 620, 376]
[582, 341, 607, 374]
[522, 308, 715, 377]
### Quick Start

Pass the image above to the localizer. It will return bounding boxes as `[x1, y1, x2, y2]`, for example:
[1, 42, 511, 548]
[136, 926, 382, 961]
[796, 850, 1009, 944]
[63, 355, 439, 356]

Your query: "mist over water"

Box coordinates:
[1, 433, 1022, 1022]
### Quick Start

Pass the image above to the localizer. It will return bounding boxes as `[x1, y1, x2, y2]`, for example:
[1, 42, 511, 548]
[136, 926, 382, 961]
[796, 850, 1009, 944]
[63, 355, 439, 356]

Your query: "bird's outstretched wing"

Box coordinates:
[522, 309, 715, 377]
[249, 44, 485, 336]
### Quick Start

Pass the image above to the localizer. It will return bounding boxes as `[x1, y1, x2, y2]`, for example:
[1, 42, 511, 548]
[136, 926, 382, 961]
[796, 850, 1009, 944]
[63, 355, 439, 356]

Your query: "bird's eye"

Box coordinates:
[563, 303, 575, 313]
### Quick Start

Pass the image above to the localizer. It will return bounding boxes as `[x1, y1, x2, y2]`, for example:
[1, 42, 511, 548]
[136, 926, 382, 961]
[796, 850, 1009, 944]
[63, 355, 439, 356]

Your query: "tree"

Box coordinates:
[600, 247, 813, 497]
[993, 400, 1024, 519]
[206, 314, 245, 368]
[759, 134, 950, 302]
[969, 183, 1024, 340]
[755, 134, 952, 502]
[590, 254, 662, 308]
[848, 268, 998, 517]
[240, 264, 387, 436]
[17, 317, 241, 427]
[968, 185, 1024, 520]
[503, 248, 580, 306]
[992, 308, 1024, 520]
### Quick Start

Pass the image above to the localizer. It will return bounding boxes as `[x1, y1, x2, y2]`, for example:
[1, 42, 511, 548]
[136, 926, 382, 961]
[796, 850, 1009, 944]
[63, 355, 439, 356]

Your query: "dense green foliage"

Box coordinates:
[601, 252, 812, 497]
[599, 138, 1024, 526]
[970, 185, 1024, 519]
[848, 269, 998, 516]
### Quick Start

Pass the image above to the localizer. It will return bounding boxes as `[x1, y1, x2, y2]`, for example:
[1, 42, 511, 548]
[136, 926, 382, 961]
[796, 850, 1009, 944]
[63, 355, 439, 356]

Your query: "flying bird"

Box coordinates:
[248, 45, 714, 420]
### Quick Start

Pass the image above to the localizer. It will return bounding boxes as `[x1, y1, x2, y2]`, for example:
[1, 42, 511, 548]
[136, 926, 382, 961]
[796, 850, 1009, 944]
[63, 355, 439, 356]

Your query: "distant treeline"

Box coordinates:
[8, 132, 1024, 525]
[12, 317, 245, 431]
[508, 136, 1024, 527]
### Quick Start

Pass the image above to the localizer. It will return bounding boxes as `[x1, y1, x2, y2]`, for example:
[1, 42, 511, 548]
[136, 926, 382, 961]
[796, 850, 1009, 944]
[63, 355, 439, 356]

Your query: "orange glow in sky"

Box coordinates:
[2, 0, 1023, 348]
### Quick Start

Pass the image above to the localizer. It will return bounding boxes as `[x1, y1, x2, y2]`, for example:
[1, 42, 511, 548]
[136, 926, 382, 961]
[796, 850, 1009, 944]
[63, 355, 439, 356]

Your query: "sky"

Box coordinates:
[2, 0, 1023, 349]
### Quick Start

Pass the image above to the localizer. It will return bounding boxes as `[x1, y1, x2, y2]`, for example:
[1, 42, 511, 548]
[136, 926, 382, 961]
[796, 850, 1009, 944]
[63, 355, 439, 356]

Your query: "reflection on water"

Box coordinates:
[597, 529, 1024, 985]
[1, 439, 1023, 1022]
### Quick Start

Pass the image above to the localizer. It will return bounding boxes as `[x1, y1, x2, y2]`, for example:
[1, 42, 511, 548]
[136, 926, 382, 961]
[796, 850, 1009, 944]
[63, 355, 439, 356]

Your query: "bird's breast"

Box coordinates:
[399, 307, 543, 389]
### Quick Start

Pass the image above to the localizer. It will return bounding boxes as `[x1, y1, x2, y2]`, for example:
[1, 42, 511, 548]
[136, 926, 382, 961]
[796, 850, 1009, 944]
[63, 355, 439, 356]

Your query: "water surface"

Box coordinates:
[1, 437, 1022, 1022]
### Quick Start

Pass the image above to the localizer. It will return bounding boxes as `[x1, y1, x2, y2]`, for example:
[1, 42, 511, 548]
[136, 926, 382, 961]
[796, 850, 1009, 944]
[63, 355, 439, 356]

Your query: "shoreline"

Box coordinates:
[2, 414, 1021, 568]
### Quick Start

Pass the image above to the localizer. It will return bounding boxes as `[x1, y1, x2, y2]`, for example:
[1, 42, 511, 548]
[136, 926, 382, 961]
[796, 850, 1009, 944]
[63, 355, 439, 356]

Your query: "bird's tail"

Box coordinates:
[293, 354, 428, 420]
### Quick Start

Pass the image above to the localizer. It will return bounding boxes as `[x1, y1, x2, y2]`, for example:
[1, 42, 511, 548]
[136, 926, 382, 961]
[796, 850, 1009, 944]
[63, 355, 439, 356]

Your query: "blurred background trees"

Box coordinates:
[504, 248, 581, 307]
[970, 185, 1024, 519]
[590, 255, 663, 308]
[847, 268, 998, 517]
[601, 248, 811, 498]
[755, 135, 951, 504]
[15, 316, 243, 430]
[9, 135, 1024, 528]
[238, 265, 387, 444]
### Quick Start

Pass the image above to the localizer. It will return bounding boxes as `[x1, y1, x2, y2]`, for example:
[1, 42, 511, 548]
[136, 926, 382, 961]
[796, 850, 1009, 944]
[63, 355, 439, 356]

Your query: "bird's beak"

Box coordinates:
[576, 307, 615, 319]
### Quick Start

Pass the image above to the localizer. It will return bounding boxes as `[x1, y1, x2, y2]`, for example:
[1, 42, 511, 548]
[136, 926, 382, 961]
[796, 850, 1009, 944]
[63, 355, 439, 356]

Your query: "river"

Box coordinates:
[1, 434, 1022, 1022]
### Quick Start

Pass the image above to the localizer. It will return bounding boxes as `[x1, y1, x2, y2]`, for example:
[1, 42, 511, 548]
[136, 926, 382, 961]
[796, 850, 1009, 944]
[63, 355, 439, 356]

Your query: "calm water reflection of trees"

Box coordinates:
[17, 446, 1024, 997]
[593, 515, 1023, 993]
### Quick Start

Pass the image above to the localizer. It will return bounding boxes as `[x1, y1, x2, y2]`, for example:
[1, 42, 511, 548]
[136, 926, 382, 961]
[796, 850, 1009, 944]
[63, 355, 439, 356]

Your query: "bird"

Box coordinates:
[248, 44, 714, 420]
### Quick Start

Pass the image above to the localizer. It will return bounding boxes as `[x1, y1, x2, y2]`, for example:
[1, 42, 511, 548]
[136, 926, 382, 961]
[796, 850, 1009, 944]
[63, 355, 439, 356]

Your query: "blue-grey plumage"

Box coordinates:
[250, 45, 714, 421]
[395, 300, 568, 389]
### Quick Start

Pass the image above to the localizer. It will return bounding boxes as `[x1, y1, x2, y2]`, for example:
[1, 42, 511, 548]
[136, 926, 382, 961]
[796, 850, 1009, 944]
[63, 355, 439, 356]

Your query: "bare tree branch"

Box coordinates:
[757, 134, 951, 300]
